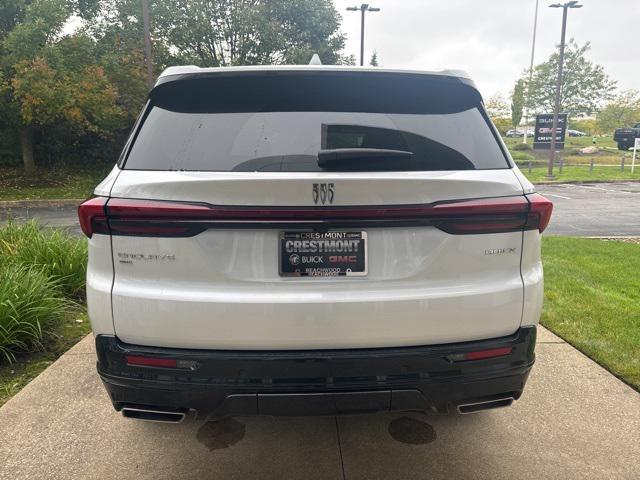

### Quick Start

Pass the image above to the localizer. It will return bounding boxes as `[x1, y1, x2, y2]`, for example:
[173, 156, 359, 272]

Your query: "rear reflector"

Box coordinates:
[447, 346, 513, 362]
[125, 355, 178, 368]
[78, 194, 553, 237]
[465, 346, 513, 360]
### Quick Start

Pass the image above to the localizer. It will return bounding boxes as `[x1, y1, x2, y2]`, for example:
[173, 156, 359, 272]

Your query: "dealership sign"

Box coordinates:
[533, 113, 568, 150]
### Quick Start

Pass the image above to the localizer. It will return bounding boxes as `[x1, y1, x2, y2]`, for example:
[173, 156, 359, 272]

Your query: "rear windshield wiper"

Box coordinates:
[317, 148, 413, 169]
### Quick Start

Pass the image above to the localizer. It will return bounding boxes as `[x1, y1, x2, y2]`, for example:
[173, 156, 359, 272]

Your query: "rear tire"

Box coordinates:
[617, 142, 630, 151]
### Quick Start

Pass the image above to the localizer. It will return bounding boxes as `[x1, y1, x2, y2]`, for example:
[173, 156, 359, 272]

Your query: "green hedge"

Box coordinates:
[0, 221, 86, 363]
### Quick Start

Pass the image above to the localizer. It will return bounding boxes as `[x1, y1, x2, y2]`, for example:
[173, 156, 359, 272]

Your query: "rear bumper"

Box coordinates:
[96, 326, 536, 419]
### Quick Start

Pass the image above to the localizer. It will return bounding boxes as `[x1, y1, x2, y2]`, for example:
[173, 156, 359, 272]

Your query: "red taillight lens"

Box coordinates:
[430, 196, 530, 234]
[525, 193, 553, 233]
[78, 196, 108, 238]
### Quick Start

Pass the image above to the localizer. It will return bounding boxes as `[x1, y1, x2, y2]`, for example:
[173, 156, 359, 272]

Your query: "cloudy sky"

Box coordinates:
[334, 0, 640, 99]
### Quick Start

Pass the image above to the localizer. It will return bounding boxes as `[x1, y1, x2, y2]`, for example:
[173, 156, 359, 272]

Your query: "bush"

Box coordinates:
[0, 221, 87, 298]
[513, 143, 532, 151]
[511, 151, 535, 161]
[0, 265, 69, 363]
[491, 117, 512, 135]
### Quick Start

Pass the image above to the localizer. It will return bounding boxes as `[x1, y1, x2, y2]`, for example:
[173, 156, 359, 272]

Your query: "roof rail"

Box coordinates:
[158, 65, 200, 79]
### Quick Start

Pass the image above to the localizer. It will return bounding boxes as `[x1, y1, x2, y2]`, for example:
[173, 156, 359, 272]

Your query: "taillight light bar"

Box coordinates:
[77, 196, 108, 238]
[525, 193, 553, 233]
[77, 194, 552, 238]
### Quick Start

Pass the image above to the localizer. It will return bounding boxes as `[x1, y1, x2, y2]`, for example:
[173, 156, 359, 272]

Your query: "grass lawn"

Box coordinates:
[503, 134, 619, 151]
[542, 236, 640, 390]
[519, 164, 640, 183]
[0, 164, 112, 201]
[0, 310, 90, 407]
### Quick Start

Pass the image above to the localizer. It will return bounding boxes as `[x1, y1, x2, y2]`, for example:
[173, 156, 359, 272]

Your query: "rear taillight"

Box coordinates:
[429, 196, 530, 235]
[81, 194, 552, 238]
[525, 193, 553, 233]
[78, 196, 108, 238]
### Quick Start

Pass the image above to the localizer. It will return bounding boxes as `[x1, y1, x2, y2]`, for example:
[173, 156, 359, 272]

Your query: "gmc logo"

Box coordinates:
[313, 183, 334, 205]
[329, 255, 357, 263]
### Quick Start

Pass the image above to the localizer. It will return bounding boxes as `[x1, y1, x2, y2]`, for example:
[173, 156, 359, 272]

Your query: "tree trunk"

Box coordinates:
[20, 126, 35, 175]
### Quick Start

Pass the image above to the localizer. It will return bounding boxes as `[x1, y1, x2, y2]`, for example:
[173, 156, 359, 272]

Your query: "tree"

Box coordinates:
[1, 0, 125, 174]
[369, 50, 378, 66]
[484, 93, 509, 119]
[149, 0, 350, 67]
[511, 79, 525, 128]
[597, 90, 640, 133]
[521, 40, 616, 116]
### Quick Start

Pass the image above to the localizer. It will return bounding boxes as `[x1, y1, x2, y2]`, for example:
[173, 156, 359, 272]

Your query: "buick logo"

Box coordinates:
[313, 183, 334, 205]
[289, 254, 301, 265]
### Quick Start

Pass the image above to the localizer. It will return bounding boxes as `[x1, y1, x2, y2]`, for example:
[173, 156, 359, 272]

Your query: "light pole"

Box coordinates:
[523, 0, 539, 144]
[141, 0, 153, 90]
[346, 4, 380, 66]
[546, 1, 582, 179]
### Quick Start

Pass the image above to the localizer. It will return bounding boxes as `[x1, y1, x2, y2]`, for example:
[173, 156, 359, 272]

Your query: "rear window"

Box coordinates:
[123, 72, 509, 172]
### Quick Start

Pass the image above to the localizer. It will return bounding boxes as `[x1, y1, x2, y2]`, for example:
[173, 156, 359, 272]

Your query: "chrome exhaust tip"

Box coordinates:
[456, 396, 515, 414]
[121, 406, 187, 423]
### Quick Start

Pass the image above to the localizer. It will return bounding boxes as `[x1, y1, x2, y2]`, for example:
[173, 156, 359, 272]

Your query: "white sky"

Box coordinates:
[334, 0, 640, 99]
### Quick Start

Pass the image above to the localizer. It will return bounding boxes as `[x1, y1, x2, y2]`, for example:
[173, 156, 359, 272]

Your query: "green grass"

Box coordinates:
[542, 237, 640, 390]
[0, 221, 88, 298]
[503, 135, 619, 151]
[518, 164, 640, 183]
[0, 310, 90, 407]
[0, 164, 111, 201]
[0, 221, 90, 406]
[0, 221, 87, 362]
[0, 265, 71, 363]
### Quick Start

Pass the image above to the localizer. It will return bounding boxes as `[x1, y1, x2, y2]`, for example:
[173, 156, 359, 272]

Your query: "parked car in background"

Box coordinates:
[613, 123, 640, 150]
[567, 129, 587, 137]
[506, 129, 534, 138]
[79, 65, 552, 423]
[506, 129, 523, 137]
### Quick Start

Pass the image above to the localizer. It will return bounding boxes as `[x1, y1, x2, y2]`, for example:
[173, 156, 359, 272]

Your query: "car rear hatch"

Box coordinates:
[102, 69, 542, 350]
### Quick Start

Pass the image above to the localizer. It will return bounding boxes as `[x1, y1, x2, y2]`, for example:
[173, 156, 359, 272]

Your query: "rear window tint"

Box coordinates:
[123, 72, 509, 172]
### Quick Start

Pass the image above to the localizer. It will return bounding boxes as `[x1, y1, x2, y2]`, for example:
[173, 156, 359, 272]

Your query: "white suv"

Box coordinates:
[79, 66, 552, 423]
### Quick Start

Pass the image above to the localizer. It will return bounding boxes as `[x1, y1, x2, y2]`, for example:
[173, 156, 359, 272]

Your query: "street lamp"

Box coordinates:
[523, 0, 540, 145]
[546, 1, 582, 179]
[346, 4, 380, 66]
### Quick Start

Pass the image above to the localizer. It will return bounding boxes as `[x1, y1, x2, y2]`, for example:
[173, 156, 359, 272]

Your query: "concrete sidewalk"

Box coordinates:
[1, 327, 638, 480]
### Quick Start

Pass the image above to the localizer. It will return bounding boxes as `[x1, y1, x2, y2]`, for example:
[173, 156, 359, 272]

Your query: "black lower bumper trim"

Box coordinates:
[96, 326, 536, 418]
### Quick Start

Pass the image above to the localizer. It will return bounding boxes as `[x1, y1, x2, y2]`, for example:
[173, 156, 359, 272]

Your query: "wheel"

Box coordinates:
[618, 142, 630, 151]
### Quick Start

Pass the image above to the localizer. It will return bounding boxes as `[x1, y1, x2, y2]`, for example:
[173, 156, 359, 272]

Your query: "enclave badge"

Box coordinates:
[313, 183, 334, 205]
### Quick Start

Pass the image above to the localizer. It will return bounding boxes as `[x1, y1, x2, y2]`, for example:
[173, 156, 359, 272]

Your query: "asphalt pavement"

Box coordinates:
[1, 182, 639, 237]
[536, 182, 640, 236]
[1, 327, 638, 479]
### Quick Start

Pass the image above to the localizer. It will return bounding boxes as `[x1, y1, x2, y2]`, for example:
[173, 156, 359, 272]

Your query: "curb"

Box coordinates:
[0, 199, 83, 209]
[534, 179, 640, 186]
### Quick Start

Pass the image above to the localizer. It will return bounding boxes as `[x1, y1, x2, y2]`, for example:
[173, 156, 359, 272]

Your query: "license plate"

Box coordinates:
[279, 231, 367, 277]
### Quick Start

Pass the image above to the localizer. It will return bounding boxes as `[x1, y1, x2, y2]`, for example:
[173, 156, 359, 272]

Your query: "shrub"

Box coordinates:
[510, 151, 535, 161]
[0, 265, 70, 363]
[513, 143, 532, 151]
[0, 221, 87, 298]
